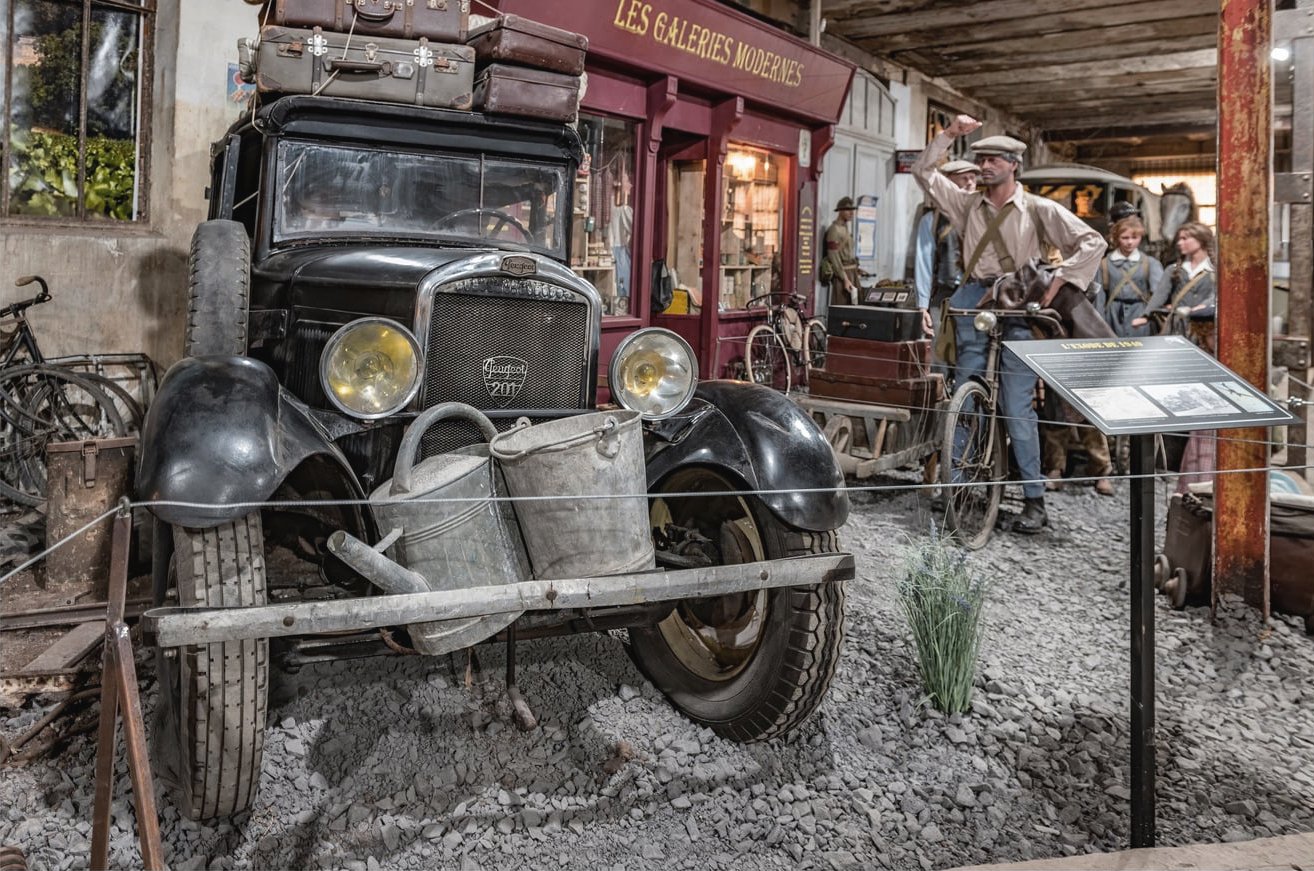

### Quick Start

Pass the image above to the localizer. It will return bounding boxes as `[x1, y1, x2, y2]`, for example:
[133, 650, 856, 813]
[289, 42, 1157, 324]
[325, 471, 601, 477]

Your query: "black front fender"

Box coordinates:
[136, 355, 362, 528]
[645, 381, 848, 532]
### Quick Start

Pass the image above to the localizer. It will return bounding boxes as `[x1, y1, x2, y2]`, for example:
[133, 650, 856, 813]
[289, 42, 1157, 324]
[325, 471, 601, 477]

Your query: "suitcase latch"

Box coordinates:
[80, 442, 99, 489]
[308, 29, 329, 57]
[429, 0, 446, 9]
[364, 42, 379, 62]
[413, 44, 433, 67]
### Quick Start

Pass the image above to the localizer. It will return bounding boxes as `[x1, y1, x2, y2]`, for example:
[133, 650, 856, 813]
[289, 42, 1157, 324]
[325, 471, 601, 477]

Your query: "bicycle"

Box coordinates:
[1, 276, 139, 507]
[939, 304, 1062, 549]
[742, 292, 828, 394]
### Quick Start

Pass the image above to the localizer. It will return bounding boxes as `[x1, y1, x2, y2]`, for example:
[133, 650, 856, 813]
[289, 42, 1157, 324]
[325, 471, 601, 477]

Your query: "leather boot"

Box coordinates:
[1013, 497, 1048, 534]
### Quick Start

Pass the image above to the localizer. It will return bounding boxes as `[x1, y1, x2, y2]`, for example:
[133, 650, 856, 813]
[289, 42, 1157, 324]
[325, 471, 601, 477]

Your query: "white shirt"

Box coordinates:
[1183, 256, 1213, 279]
[1109, 250, 1142, 264]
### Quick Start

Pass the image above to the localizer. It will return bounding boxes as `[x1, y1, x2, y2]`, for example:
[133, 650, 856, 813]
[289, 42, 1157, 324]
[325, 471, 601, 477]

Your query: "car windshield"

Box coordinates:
[274, 140, 568, 257]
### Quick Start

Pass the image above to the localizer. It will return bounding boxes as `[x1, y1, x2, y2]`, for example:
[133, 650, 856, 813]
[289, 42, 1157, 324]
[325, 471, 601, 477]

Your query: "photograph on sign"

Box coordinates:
[1072, 387, 1167, 421]
[1004, 336, 1297, 435]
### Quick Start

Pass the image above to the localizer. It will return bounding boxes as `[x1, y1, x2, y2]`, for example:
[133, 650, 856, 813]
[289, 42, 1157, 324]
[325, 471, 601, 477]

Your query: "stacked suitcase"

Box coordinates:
[465, 15, 588, 122]
[235, 3, 588, 121]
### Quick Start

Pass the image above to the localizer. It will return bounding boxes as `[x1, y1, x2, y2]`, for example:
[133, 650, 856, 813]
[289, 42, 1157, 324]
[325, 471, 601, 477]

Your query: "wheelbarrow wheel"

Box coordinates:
[1154, 554, 1172, 590]
[155, 513, 268, 820]
[1163, 567, 1189, 610]
[631, 468, 845, 743]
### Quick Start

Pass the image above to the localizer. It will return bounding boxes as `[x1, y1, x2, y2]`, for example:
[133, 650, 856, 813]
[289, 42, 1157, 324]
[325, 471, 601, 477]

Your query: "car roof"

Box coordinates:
[1019, 162, 1147, 190]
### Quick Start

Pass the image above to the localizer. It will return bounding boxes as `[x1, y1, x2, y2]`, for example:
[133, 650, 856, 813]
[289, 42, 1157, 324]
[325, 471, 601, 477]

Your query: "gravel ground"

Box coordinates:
[2, 478, 1313, 871]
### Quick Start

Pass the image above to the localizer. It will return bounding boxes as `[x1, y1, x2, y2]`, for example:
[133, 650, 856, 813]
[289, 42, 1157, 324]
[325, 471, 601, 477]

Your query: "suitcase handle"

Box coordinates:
[328, 58, 385, 73]
[353, 4, 397, 23]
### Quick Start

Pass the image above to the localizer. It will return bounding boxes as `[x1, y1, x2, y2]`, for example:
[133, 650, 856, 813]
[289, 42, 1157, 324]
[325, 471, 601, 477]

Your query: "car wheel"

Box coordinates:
[631, 468, 845, 742]
[186, 220, 250, 356]
[155, 513, 268, 820]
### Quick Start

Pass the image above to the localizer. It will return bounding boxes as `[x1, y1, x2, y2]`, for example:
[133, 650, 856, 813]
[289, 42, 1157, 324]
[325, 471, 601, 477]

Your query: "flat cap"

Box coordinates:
[939, 159, 980, 176]
[970, 135, 1027, 158]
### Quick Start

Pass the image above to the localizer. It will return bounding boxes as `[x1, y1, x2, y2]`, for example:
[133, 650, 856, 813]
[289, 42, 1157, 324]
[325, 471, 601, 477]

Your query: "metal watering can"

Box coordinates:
[330, 402, 529, 655]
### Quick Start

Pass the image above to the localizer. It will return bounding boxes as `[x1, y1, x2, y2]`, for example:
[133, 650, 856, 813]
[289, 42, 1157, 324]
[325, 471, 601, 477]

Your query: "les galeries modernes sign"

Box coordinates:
[494, 0, 853, 124]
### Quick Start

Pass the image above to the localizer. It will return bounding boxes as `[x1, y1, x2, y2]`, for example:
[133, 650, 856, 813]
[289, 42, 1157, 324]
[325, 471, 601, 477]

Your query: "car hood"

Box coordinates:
[254, 245, 499, 290]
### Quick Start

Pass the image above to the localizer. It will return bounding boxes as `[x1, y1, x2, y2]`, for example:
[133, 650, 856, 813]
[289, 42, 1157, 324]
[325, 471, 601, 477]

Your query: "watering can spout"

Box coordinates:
[327, 530, 429, 596]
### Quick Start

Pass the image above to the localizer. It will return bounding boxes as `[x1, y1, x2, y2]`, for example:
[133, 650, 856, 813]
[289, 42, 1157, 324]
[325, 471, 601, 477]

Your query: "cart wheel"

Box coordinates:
[1163, 567, 1189, 610]
[822, 416, 852, 455]
[1153, 554, 1172, 590]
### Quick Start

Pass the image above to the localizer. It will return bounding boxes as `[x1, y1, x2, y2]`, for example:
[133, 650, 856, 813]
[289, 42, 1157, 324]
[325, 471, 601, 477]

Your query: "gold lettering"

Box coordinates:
[718, 35, 733, 64]
[653, 11, 668, 42]
[695, 25, 712, 58]
[613, 0, 649, 35]
[733, 40, 752, 69]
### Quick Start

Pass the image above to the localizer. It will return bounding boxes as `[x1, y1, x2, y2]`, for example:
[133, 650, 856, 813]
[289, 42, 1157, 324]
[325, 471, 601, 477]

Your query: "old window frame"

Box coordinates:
[2, 0, 156, 224]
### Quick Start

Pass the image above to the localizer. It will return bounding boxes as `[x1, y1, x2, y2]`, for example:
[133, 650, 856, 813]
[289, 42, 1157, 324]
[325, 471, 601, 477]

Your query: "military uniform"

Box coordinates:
[824, 196, 860, 306]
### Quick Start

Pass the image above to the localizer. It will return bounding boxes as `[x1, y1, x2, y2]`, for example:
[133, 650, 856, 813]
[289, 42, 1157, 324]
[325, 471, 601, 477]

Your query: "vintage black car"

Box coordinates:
[137, 96, 851, 820]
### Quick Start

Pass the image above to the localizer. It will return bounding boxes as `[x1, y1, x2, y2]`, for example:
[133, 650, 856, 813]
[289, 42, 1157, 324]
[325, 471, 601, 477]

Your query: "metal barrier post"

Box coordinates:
[1129, 434, 1156, 847]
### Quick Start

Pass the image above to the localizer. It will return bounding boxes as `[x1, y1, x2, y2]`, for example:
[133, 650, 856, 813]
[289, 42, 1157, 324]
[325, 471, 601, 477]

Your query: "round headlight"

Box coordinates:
[973, 311, 998, 333]
[320, 318, 422, 419]
[609, 328, 697, 420]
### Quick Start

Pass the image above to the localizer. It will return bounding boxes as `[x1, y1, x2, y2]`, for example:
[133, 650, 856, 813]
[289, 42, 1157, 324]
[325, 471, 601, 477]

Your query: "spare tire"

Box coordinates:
[186, 220, 250, 356]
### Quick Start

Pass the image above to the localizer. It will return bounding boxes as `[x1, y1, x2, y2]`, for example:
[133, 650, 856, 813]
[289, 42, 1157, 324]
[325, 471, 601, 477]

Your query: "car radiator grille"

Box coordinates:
[418, 285, 590, 458]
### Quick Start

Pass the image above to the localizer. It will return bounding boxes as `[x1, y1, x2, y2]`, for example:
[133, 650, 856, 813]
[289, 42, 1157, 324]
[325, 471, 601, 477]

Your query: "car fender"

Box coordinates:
[137, 355, 364, 528]
[644, 381, 848, 532]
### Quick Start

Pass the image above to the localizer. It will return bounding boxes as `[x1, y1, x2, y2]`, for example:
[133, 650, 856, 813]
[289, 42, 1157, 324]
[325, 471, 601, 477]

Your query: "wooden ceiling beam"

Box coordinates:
[967, 68, 1218, 102]
[919, 33, 1217, 76]
[1048, 125, 1218, 143]
[1000, 94, 1217, 118]
[831, 0, 1218, 44]
[879, 14, 1217, 62]
[943, 48, 1217, 87]
[1035, 107, 1218, 131]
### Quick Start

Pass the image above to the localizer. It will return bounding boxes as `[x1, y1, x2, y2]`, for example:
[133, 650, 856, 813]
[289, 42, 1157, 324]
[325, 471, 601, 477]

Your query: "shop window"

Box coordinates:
[926, 102, 977, 159]
[719, 145, 782, 310]
[575, 114, 637, 317]
[3, 0, 154, 222]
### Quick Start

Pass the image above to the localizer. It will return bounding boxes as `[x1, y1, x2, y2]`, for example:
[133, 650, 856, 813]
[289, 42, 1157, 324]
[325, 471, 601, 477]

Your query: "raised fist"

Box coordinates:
[946, 115, 982, 138]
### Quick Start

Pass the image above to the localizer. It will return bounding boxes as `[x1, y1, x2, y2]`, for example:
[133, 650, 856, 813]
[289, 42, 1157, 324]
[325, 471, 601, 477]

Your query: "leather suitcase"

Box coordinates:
[268, 0, 468, 43]
[242, 26, 474, 109]
[828, 305, 924, 342]
[472, 64, 580, 122]
[809, 370, 944, 411]
[465, 14, 588, 76]
[823, 335, 931, 382]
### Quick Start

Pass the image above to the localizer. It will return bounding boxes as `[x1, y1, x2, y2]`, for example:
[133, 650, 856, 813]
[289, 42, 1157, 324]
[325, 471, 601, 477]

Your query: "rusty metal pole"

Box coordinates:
[1215, 0, 1273, 615]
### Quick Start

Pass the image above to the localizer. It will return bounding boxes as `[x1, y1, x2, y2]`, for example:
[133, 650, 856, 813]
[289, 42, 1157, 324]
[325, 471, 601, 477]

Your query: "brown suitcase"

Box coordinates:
[472, 64, 580, 122]
[241, 26, 474, 109]
[808, 370, 944, 411]
[268, 0, 468, 43]
[465, 14, 588, 76]
[823, 335, 931, 382]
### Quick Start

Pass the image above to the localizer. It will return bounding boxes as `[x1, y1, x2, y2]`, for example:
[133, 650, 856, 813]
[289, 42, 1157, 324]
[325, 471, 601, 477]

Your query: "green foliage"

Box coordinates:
[897, 528, 990, 714]
[7, 127, 137, 220]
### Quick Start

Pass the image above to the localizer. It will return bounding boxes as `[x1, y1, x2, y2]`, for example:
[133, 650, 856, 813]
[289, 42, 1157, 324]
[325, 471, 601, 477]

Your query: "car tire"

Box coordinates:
[631, 469, 845, 742]
[156, 514, 268, 820]
[186, 220, 250, 357]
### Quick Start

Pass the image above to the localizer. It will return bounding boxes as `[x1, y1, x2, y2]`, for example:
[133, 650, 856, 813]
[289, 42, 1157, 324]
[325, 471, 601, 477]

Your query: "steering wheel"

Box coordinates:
[432, 207, 532, 244]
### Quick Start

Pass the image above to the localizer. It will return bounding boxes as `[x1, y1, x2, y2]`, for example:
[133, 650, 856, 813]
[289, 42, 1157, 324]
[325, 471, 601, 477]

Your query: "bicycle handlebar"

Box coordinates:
[3, 275, 51, 318]
[947, 306, 1064, 331]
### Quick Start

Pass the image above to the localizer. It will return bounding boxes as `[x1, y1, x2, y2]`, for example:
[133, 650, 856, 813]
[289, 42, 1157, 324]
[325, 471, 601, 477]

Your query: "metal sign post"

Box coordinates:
[1006, 335, 1296, 848]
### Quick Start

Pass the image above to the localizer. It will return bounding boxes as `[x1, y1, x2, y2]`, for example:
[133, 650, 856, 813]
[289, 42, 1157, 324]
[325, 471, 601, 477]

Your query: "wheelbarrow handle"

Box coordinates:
[392, 402, 499, 495]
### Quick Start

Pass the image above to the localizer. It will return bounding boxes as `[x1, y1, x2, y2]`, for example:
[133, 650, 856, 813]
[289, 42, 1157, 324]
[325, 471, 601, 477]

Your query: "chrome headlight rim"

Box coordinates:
[973, 310, 998, 333]
[609, 327, 698, 422]
[319, 317, 423, 421]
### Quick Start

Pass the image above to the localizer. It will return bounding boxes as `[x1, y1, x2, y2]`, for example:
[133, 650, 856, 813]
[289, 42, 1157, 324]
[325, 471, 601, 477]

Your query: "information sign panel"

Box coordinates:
[1004, 335, 1295, 435]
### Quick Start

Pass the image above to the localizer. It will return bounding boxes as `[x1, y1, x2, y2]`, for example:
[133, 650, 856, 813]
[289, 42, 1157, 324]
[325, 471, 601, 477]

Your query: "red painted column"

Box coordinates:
[1214, 0, 1272, 615]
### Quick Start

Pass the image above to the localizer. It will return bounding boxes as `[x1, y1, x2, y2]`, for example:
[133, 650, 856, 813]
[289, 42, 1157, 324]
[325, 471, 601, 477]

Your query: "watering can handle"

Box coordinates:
[392, 402, 499, 494]
[489, 416, 619, 462]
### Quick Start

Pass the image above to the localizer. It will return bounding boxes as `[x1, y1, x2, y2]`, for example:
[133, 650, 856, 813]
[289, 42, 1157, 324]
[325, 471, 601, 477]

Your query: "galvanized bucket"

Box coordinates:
[489, 410, 654, 580]
[370, 402, 529, 655]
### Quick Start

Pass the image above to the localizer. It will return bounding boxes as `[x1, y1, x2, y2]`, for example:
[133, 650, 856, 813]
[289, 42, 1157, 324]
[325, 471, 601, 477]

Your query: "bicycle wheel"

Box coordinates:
[938, 379, 1005, 549]
[0, 366, 128, 507]
[744, 325, 792, 394]
[804, 318, 828, 369]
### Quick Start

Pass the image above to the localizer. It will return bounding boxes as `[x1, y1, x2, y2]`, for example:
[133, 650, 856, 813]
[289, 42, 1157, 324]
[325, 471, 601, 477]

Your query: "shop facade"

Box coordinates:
[490, 0, 854, 381]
